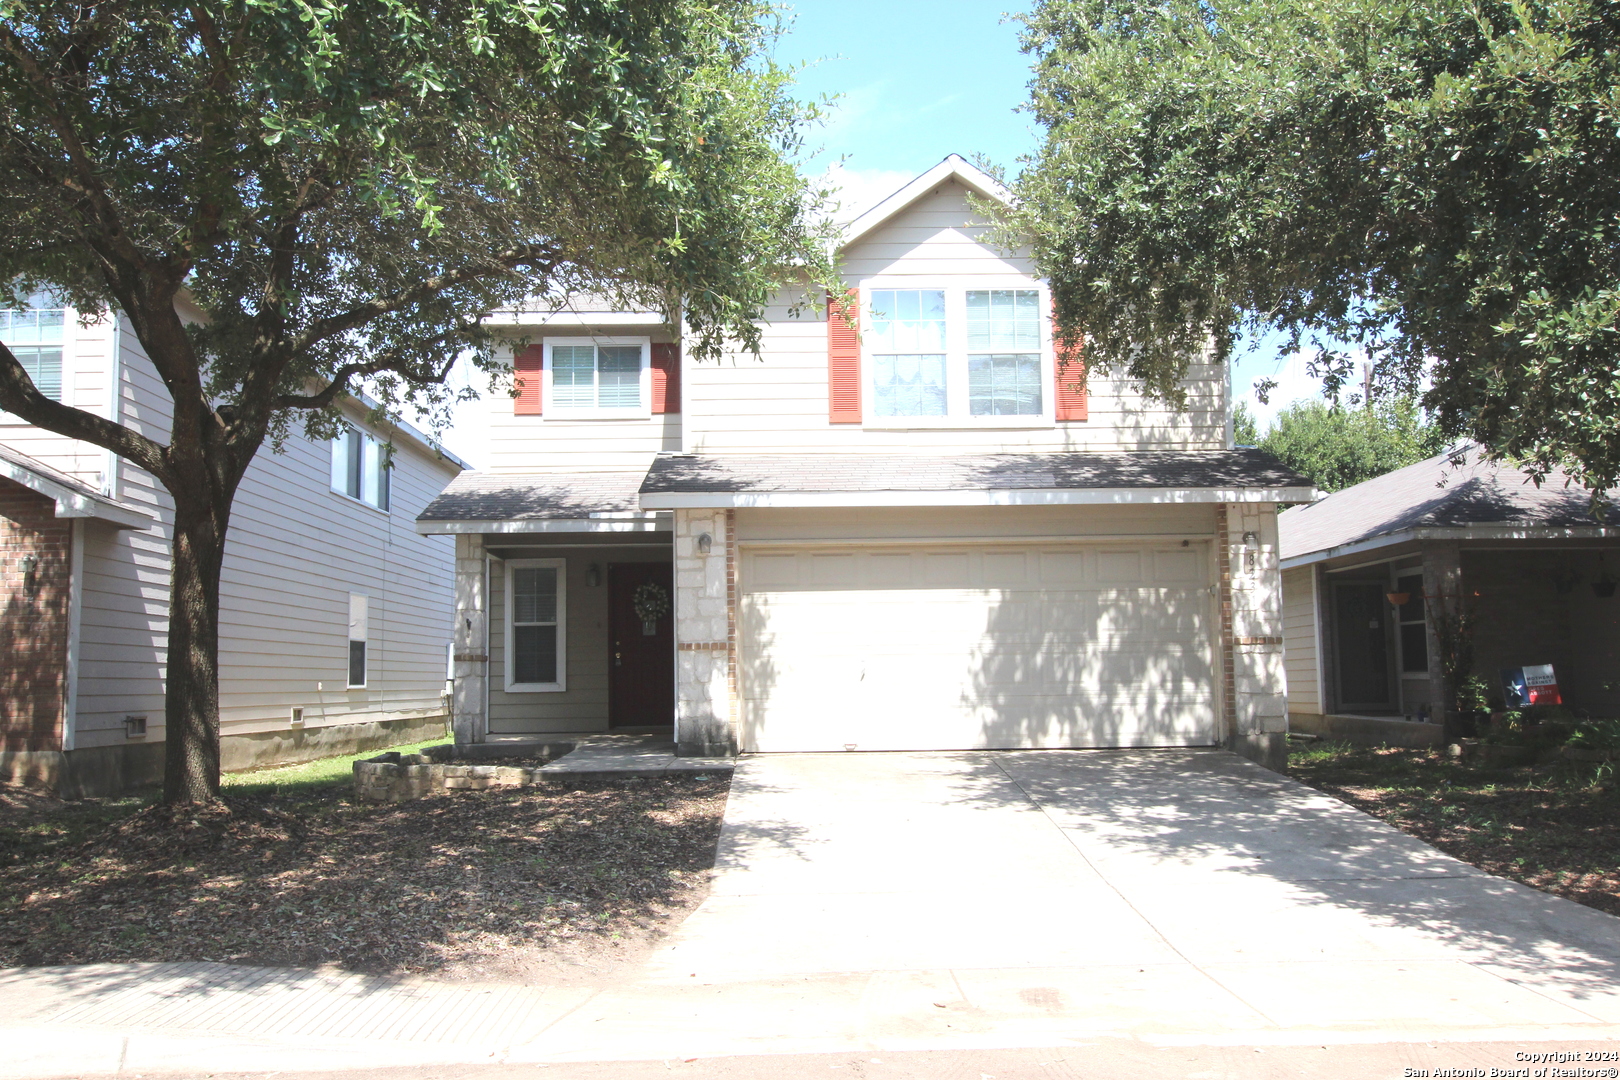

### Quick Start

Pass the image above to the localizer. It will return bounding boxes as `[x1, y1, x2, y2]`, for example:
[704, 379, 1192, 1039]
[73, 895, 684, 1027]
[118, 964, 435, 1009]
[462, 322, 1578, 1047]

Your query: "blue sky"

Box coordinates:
[772, 0, 1329, 429]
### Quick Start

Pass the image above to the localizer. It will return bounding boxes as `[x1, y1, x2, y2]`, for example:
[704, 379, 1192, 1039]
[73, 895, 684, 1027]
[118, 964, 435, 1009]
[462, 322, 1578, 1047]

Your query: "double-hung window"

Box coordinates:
[1, 293, 65, 410]
[544, 337, 650, 418]
[863, 285, 1046, 423]
[869, 289, 947, 417]
[506, 559, 566, 691]
[329, 425, 390, 511]
[967, 289, 1042, 416]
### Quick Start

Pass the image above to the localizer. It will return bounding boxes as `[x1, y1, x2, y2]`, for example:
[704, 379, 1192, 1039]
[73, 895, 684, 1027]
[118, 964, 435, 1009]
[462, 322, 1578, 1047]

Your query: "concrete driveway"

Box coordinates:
[602, 749, 1620, 1055]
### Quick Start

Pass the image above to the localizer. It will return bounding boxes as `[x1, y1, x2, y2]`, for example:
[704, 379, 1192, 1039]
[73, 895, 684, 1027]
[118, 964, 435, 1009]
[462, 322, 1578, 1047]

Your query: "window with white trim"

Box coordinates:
[506, 559, 566, 691]
[864, 286, 1045, 421]
[347, 593, 369, 688]
[544, 337, 651, 417]
[329, 425, 390, 510]
[1, 292, 65, 410]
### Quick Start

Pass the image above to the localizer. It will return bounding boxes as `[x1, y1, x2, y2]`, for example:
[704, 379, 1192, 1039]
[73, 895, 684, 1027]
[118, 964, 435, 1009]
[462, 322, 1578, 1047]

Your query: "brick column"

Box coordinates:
[450, 533, 488, 746]
[673, 508, 737, 756]
[1222, 501, 1289, 771]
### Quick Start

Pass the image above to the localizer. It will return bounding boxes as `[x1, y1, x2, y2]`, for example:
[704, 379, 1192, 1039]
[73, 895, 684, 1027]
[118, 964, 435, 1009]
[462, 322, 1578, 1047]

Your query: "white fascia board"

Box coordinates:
[638, 486, 1317, 510]
[840, 155, 1012, 251]
[417, 515, 671, 536]
[1279, 524, 1620, 569]
[493, 310, 667, 329]
[0, 461, 153, 529]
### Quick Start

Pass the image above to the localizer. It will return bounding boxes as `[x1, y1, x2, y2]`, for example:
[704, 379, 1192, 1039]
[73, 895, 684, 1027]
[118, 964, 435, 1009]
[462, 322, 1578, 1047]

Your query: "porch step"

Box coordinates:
[538, 734, 734, 787]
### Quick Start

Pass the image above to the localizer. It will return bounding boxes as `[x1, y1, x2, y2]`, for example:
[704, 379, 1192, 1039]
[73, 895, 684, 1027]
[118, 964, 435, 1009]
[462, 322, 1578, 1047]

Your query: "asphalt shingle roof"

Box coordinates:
[418, 470, 646, 521]
[640, 449, 1312, 495]
[1278, 445, 1605, 560]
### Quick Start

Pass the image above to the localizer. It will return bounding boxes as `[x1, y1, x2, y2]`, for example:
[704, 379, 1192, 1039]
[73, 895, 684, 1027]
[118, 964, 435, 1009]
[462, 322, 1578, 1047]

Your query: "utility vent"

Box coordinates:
[290, 707, 305, 727]
[124, 716, 147, 740]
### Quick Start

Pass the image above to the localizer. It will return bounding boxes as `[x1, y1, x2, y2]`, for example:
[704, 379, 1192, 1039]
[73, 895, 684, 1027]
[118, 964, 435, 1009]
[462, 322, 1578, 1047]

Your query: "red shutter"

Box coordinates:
[651, 342, 680, 414]
[1052, 304, 1088, 422]
[828, 289, 861, 424]
[514, 344, 543, 415]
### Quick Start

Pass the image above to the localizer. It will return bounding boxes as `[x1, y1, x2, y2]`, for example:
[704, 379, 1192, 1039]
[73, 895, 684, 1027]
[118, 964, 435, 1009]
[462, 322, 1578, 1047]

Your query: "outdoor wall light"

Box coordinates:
[1386, 591, 1412, 607]
[697, 533, 713, 554]
[586, 563, 601, 587]
[1242, 531, 1259, 549]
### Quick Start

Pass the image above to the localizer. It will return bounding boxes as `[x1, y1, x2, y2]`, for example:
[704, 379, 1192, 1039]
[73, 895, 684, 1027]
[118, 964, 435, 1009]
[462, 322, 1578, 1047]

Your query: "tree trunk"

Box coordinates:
[162, 490, 232, 804]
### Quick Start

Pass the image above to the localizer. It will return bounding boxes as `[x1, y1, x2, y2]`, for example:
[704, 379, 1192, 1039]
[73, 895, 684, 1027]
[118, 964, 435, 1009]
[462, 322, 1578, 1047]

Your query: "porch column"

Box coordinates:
[1422, 540, 1464, 736]
[451, 533, 488, 746]
[1224, 501, 1289, 770]
[673, 508, 737, 756]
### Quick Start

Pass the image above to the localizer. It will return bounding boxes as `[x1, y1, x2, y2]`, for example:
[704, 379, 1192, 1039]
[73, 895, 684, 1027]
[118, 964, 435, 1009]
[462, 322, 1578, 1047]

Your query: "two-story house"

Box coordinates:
[1, 293, 466, 796]
[418, 157, 1313, 769]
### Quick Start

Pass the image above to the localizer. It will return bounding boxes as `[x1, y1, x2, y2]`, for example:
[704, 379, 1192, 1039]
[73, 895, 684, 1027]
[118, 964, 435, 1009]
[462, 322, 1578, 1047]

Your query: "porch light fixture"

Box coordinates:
[1242, 532, 1258, 548]
[696, 532, 712, 554]
[586, 563, 601, 587]
[1386, 591, 1411, 607]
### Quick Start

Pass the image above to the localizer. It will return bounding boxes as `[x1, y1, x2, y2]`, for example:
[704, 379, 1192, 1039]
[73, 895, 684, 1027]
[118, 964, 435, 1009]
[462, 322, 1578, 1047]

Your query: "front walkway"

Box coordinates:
[3, 750, 1619, 1076]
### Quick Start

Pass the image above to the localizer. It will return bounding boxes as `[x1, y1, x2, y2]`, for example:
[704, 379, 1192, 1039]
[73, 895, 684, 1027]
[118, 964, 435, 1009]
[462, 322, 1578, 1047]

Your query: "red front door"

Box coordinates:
[608, 562, 675, 728]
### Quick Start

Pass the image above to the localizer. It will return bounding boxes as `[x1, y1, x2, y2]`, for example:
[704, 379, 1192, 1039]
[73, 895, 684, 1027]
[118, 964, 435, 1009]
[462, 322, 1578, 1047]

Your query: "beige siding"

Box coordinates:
[486, 545, 670, 735]
[683, 180, 1227, 455]
[1282, 564, 1321, 716]
[60, 316, 460, 749]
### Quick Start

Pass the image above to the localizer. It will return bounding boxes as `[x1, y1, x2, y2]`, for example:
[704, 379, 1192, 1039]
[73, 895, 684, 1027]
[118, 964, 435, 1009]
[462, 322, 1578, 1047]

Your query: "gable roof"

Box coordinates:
[0, 442, 153, 529]
[1278, 445, 1615, 564]
[839, 155, 1010, 251]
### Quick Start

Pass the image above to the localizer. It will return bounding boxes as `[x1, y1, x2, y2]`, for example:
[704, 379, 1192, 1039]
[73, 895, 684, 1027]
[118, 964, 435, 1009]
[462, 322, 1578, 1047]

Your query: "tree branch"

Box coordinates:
[273, 323, 483, 412]
[0, 341, 170, 482]
[290, 243, 562, 353]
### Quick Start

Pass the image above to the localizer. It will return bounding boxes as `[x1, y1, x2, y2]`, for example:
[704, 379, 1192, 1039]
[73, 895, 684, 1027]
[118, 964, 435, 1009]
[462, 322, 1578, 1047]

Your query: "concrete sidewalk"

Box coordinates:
[4, 749, 1619, 1077]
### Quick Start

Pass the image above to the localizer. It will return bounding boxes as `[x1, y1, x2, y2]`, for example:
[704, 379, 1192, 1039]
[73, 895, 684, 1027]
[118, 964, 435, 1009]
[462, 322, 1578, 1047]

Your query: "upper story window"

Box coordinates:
[0, 293, 65, 407]
[329, 424, 390, 511]
[544, 337, 651, 418]
[864, 287, 1045, 422]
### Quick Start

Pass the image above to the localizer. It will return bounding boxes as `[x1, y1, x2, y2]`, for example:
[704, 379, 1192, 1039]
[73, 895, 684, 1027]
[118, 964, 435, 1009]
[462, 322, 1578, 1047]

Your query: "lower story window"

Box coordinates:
[508, 559, 565, 691]
[969, 354, 1042, 415]
[348, 593, 369, 688]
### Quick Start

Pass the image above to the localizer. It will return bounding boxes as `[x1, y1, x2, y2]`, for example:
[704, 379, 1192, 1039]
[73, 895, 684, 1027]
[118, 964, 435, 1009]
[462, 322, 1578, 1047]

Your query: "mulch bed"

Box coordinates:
[0, 775, 728, 982]
[1288, 744, 1620, 916]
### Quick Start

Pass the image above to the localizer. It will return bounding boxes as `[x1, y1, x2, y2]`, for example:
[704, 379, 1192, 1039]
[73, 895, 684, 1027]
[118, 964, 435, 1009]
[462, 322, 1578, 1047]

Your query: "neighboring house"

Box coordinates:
[0, 294, 466, 796]
[1279, 445, 1620, 745]
[418, 156, 1315, 768]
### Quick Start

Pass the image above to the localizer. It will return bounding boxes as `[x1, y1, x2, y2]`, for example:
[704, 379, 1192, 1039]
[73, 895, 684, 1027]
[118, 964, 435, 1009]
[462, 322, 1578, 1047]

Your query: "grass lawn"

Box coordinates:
[0, 744, 729, 982]
[1288, 741, 1620, 916]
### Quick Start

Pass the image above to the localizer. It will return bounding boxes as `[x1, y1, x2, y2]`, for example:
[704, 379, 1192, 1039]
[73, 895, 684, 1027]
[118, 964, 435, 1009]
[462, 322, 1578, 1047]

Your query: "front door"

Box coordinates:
[608, 562, 675, 728]
[1333, 581, 1392, 710]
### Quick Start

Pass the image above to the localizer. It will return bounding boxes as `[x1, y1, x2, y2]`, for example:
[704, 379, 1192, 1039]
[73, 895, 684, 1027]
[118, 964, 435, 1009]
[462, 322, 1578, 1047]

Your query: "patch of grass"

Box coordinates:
[1289, 742, 1620, 916]
[220, 737, 450, 798]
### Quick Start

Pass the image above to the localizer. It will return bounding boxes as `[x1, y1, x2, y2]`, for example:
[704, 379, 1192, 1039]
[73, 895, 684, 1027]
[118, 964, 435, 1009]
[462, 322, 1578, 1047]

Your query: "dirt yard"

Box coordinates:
[1288, 742, 1620, 916]
[0, 773, 729, 985]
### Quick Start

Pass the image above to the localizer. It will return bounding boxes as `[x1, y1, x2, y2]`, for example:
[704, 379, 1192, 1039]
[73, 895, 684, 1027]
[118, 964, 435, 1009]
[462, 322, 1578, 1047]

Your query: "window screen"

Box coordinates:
[512, 566, 559, 685]
[869, 290, 947, 417]
[551, 345, 642, 410]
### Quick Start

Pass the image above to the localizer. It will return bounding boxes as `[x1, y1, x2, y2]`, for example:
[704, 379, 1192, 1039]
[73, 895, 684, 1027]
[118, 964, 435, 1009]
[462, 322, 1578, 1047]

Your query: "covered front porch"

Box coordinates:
[417, 471, 683, 747]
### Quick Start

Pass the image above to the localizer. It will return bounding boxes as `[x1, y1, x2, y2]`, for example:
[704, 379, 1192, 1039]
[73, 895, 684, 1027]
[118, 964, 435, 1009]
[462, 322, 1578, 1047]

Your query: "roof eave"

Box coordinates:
[838, 155, 1012, 252]
[1279, 523, 1620, 569]
[0, 460, 153, 529]
[415, 513, 671, 536]
[639, 486, 1318, 510]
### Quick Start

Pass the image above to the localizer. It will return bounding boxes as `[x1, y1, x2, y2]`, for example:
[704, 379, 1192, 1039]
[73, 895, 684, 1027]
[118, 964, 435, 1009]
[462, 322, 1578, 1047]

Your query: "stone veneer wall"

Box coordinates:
[450, 533, 488, 745]
[673, 508, 736, 756]
[0, 480, 72, 753]
[1223, 501, 1289, 770]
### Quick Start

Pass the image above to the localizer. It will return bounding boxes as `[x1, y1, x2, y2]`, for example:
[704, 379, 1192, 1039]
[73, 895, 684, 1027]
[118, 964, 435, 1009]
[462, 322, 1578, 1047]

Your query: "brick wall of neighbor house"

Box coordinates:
[0, 480, 71, 752]
[1225, 501, 1288, 767]
[673, 507, 735, 756]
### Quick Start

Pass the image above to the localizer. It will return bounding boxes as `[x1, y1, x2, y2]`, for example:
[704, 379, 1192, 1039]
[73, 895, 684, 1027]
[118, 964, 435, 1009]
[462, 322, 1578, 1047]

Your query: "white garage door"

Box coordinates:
[739, 542, 1217, 752]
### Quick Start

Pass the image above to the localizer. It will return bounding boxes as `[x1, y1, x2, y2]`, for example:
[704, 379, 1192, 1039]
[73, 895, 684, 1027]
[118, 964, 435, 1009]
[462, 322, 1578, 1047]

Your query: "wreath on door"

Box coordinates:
[632, 582, 671, 635]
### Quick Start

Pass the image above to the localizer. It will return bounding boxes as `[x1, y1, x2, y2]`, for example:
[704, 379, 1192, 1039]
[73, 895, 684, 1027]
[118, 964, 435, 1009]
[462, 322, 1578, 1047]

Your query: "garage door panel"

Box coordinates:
[739, 543, 1217, 752]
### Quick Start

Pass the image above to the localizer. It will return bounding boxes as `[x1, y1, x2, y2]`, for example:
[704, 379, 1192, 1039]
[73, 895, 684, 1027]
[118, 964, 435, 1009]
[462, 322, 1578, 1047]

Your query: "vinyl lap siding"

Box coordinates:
[67, 318, 460, 747]
[1281, 564, 1321, 716]
[683, 180, 1227, 455]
